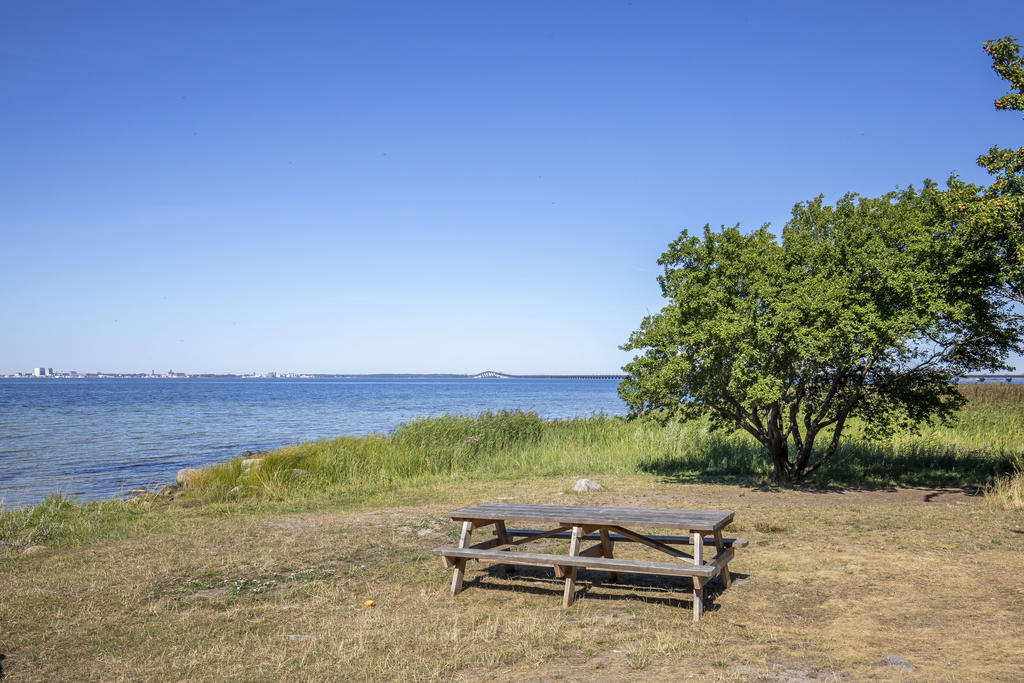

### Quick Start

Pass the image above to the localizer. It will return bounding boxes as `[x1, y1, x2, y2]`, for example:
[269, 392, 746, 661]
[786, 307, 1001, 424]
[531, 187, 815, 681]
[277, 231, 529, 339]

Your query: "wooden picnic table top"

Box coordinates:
[450, 503, 733, 533]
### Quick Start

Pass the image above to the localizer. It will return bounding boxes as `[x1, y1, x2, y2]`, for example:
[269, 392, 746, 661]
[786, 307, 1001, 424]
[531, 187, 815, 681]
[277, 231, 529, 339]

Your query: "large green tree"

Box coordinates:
[619, 184, 1021, 482]
[619, 37, 1024, 483]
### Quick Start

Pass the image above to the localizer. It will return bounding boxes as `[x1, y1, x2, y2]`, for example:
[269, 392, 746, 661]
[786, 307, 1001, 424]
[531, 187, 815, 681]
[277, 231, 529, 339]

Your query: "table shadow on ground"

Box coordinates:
[459, 564, 746, 614]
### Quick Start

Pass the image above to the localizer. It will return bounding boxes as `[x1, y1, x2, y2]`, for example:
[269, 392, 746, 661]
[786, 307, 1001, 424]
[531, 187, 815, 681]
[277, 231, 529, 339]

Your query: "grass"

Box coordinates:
[987, 467, 1024, 511]
[1, 384, 1023, 679]
[1, 477, 1022, 680]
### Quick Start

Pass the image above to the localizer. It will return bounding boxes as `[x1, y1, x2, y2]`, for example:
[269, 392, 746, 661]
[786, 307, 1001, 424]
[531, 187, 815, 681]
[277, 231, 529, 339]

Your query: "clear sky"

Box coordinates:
[2, 1, 1022, 374]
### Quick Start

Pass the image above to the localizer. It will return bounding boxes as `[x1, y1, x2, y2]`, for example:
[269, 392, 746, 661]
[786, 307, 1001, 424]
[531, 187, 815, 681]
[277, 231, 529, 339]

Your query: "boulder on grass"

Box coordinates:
[572, 478, 602, 492]
[176, 468, 201, 487]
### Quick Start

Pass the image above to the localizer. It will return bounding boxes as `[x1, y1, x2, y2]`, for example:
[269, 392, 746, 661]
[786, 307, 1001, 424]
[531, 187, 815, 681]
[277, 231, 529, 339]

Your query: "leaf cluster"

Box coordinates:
[972, 36, 1024, 302]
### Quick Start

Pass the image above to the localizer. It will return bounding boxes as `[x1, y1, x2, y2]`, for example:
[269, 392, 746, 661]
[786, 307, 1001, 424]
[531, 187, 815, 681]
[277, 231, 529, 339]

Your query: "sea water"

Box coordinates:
[0, 377, 625, 508]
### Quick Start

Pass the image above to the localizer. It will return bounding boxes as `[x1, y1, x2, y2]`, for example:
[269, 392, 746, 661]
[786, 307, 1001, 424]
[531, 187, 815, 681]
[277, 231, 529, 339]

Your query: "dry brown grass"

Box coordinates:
[986, 467, 1024, 511]
[2, 476, 1023, 681]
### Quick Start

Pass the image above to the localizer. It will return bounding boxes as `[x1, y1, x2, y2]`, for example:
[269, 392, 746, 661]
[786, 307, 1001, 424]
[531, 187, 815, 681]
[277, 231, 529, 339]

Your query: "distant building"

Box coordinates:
[33, 367, 53, 377]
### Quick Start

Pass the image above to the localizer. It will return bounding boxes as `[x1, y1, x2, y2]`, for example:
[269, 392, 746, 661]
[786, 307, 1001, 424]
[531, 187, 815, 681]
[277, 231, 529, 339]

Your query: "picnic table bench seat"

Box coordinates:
[433, 545, 735, 578]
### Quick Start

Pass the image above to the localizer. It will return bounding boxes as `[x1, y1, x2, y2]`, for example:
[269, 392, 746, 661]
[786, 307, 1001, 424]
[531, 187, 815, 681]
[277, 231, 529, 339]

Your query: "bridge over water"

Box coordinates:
[472, 371, 626, 380]
[473, 371, 1023, 383]
[958, 374, 1024, 383]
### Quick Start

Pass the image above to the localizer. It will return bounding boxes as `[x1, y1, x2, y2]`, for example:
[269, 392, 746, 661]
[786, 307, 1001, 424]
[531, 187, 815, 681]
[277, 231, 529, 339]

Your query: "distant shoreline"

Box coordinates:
[0, 373, 630, 380]
[2, 373, 1022, 383]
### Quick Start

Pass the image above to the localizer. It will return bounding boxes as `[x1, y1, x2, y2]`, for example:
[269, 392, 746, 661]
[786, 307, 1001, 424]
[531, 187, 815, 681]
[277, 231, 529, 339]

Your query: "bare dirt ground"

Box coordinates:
[2, 476, 1022, 681]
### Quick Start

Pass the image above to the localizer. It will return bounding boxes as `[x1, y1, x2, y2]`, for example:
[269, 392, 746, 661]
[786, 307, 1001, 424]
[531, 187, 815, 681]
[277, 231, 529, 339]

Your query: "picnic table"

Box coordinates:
[432, 503, 746, 621]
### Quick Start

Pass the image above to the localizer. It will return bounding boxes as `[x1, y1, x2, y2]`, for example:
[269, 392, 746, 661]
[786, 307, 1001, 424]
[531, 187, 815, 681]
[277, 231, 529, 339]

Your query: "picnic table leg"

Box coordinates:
[598, 528, 616, 582]
[692, 531, 704, 621]
[692, 576, 704, 621]
[713, 529, 731, 588]
[450, 520, 473, 596]
[562, 525, 583, 608]
[494, 520, 515, 575]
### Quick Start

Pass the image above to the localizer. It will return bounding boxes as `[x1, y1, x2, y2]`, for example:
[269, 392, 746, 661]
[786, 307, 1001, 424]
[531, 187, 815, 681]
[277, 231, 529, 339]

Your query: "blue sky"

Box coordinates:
[2, 1, 1022, 374]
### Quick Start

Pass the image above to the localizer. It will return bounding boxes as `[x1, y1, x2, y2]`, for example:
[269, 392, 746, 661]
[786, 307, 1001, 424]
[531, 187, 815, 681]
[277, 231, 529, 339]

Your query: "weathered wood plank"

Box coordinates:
[710, 546, 735, 570]
[599, 528, 616, 582]
[494, 520, 515, 575]
[563, 526, 583, 608]
[577, 543, 605, 558]
[502, 528, 747, 548]
[470, 519, 500, 531]
[458, 520, 472, 548]
[469, 538, 501, 550]
[508, 524, 573, 545]
[607, 525, 693, 561]
[431, 547, 719, 578]
[450, 558, 467, 596]
[451, 504, 733, 532]
[692, 575, 704, 622]
[450, 520, 473, 595]
[714, 529, 731, 588]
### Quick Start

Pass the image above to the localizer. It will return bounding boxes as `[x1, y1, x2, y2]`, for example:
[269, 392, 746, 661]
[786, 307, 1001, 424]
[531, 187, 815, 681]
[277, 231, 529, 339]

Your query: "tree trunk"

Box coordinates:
[768, 438, 792, 482]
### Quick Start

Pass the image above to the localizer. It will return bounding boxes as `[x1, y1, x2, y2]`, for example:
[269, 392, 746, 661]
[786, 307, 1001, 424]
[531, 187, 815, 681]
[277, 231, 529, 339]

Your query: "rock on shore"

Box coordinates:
[176, 468, 201, 486]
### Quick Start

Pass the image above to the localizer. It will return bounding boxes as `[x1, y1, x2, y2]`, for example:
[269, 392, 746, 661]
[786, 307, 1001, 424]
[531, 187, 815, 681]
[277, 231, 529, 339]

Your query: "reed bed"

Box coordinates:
[179, 384, 1024, 503]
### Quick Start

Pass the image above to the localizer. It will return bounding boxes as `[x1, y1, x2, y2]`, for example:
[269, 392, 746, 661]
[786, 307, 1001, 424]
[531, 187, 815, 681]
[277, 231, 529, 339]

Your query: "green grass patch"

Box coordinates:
[0, 493, 164, 550]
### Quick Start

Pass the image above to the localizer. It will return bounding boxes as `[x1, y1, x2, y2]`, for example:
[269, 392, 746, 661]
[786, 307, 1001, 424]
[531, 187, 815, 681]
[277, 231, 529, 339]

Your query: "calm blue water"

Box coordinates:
[0, 377, 625, 508]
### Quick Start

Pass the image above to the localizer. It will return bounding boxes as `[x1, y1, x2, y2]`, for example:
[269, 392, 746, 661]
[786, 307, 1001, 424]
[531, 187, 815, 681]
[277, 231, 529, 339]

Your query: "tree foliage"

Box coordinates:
[619, 185, 1021, 482]
[945, 36, 1024, 307]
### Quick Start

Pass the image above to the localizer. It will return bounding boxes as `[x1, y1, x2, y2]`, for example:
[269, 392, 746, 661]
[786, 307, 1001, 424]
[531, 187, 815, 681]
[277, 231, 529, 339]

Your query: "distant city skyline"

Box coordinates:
[6, 368, 1022, 386]
[3, 1, 1023, 374]
[3, 367, 629, 378]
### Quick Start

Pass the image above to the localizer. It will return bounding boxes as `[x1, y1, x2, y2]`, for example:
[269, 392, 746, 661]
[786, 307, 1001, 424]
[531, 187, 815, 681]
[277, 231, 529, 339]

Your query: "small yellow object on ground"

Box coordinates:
[364, 600, 375, 607]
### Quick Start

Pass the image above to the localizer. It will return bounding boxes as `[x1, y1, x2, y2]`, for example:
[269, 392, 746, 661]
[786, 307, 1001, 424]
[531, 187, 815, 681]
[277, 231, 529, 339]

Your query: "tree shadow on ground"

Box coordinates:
[637, 438, 1018, 490]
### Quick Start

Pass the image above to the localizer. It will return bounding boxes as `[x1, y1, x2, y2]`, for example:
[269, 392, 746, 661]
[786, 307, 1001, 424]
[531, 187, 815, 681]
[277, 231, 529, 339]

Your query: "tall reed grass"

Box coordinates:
[179, 386, 1024, 502]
